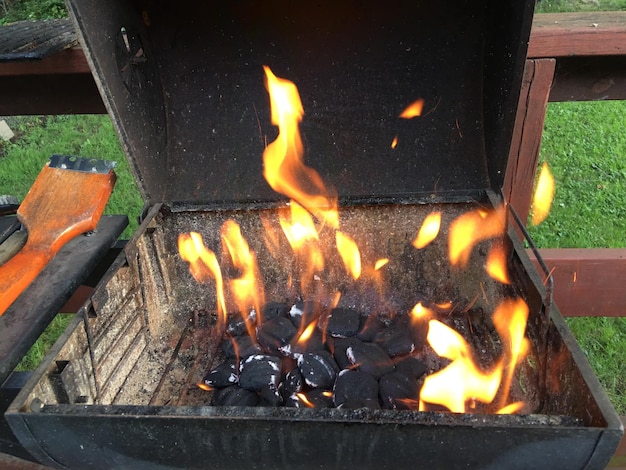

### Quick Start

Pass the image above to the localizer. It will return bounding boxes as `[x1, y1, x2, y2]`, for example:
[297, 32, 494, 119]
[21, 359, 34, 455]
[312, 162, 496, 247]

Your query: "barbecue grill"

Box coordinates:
[6, 0, 623, 468]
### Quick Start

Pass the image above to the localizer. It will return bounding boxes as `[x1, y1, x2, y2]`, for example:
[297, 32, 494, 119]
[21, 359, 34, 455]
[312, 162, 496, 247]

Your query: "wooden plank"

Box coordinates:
[528, 12, 626, 58]
[550, 55, 626, 102]
[0, 47, 90, 77]
[527, 248, 626, 318]
[505, 58, 556, 225]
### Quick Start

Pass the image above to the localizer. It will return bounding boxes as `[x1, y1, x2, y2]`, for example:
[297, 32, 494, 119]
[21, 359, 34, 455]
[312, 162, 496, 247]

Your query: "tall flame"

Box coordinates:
[178, 232, 227, 324]
[263, 65, 338, 229]
[448, 205, 506, 267]
[336, 231, 362, 280]
[492, 298, 530, 408]
[220, 220, 264, 330]
[420, 320, 502, 413]
[413, 211, 442, 249]
[530, 162, 555, 226]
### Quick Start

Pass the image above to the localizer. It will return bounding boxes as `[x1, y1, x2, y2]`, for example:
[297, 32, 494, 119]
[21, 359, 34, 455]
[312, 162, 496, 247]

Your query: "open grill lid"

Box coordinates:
[68, 0, 534, 208]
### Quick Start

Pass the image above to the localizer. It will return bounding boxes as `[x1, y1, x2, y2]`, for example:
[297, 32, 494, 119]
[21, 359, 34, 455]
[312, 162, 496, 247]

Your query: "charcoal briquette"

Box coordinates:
[281, 367, 304, 396]
[375, 326, 415, 357]
[297, 350, 340, 389]
[239, 354, 281, 391]
[258, 384, 283, 407]
[256, 317, 297, 354]
[379, 371, 420, 410]
[226, 312, 255, 336]
[394, 356, 428, 379]
[220, 335, 262, 360]
[326, 307, 360, 338]
[346, 342, 394, 378]
[333, 370, 379, 409]
[299, 389, 334, 408]
[331, 337, 362, 370]
[357, 314, 387, 342]
[212, 385, 259, 406]
[289, 300, 323, 328]
[262, 301, 290, 321]
[280, 328, 325, 357]
[203, 358, 238, 388]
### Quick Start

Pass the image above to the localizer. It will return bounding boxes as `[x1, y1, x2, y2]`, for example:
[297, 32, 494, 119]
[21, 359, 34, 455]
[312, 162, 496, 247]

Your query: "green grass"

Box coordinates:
[536, 0, 626, 12]
[14, 313, 73, 371]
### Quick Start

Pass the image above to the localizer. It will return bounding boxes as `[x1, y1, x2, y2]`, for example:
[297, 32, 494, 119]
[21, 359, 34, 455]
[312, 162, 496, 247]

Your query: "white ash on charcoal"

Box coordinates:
[203, 301, 428, 410]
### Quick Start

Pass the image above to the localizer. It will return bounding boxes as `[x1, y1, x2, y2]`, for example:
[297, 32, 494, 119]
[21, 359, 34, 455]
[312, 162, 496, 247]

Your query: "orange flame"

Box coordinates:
[419, 320, 502, 413]
[220, 220, 264, 330]
[492, 298, 530, 408]
[297, 392, 315, 408]
[485, 242, 510, 284]
[336, 231, 362, 280]
[279, 202, 324, 294]
[530, 162, 555, 226]
[178, 232, 227, 324]
[448, 205, 506, 267]
[263, 65, 338, 229]
[197, 383, 212, 391]
[413, 211, 442, 249]
[497, 401, 525, 414]
[410, 302, 433, 322]
[399, 98, 425, 119]
[297, 320, 318, 345]
[391, 135, 399, 149]
[374, 258, 389, 270]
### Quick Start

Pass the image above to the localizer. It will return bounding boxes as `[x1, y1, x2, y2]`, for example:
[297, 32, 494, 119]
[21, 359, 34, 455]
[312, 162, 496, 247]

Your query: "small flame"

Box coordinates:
[336, 231, 362, 280]
[391, 135, 399, 149]
[410, 302, 432, 322]
[197, 383, 212, 392]
[399, 98, 425, 119]
[420, 320, 502, 413]
[297, 392, 315, 408]
[263, 65, 338, 229]
[297, 320, 317, 345]
[221, 220, 264, 330]
[178, 232, 227, 324]
[530, 162, 555, 226]
[413, 211, 442, 249]
[497, 401, 524, 414]
[485, 242, 510, 284]
[448, 205, 506, 267]
[492, 298, 530, 408]
[374, 258, 389, 271]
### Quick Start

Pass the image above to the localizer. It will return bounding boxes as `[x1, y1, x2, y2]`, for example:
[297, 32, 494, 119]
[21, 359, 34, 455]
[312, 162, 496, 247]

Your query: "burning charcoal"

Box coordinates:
[262, 301, 290, 321]
[220, 336, 262, 360]
[357, 314, 387, 342]
[239, 355, 281, 392]
[203, 358, 238, 388]
[394, 356, 428, 379]
[298, 389, 334, 408]
[281, 367, 304, 397]
[333, 370, 379, 409]
[346, 342, 394, 378]
[297, 350, 340, 389]
[331, 337, 362, 370]
[226, 312, 254, 336]
[379, 371, 420, 410]
[281, 328, 325, 357]
[326, 307, 360, 338]
[375, 325, 415, 357]
[259, 384, 283, 407]
[289, 300, 323, 328]
[256, 317, 297, 354]
[212, 386, 259, 406]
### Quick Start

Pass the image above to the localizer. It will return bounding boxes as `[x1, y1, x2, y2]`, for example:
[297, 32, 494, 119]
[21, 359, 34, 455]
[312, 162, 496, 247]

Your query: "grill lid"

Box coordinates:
[68, 0, 534, 207]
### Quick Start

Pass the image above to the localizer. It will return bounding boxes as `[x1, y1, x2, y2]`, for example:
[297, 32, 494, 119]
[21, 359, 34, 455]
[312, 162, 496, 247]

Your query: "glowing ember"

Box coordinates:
[221, 220, 265, 329]
[420, 320, 502, 413]
[391, 135, 399, 149]
[412, 211, 442, 249]
[530, 162, 555, 226]
[178, 232, 227, 324]
[448, 205, 506, 267]
[336, 231, 362, 280]
[399, 98, 424, 119]
[485, 242, 511, 284]
[263, 65, 338, 229]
